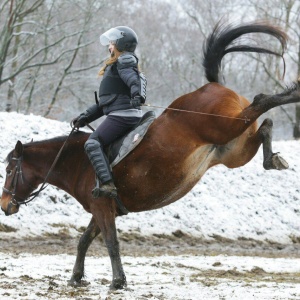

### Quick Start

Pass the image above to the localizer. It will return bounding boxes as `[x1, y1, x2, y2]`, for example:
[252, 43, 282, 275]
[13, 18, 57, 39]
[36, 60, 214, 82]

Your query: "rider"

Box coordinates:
[72, 26, 147, 198]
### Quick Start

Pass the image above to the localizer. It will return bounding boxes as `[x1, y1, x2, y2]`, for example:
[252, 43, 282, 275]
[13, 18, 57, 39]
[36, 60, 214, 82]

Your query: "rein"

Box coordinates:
[4, 121, 129, 215]
[27, 126, 78, 204]
[143, 104, 250, 123]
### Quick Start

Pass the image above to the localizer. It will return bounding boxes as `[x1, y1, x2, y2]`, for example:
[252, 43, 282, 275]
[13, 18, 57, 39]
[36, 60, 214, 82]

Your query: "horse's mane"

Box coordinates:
[5, 130, 89, 163]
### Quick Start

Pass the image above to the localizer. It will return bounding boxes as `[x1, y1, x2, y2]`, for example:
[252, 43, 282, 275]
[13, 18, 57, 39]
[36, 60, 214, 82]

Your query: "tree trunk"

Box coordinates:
[293, 104, 300, 139]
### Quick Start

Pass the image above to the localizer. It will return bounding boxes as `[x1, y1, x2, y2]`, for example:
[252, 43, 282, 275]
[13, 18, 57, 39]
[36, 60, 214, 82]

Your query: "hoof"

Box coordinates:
[264, 153, 289, 170]
[109, 278, 127, 290]
[67, 279, 90, 287]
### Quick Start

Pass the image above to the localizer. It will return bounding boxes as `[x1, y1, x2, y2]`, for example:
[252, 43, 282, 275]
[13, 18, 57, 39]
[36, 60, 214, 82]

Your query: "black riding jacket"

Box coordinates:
[98, 52, 142, 115]
[82, 53, 144, 123]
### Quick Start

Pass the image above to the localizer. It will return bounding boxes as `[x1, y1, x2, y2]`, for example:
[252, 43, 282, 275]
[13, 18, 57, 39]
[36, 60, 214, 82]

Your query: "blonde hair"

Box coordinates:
[98, 48, 123, 76]
[98, 48, 141, 76]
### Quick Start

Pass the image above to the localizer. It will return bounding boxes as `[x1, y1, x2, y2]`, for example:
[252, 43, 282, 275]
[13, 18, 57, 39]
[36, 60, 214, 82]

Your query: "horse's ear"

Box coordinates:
[14, 140, 23, 157]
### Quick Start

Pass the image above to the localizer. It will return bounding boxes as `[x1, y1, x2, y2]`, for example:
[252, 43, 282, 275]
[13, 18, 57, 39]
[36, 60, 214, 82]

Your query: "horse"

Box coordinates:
[1, 21, 300, 290]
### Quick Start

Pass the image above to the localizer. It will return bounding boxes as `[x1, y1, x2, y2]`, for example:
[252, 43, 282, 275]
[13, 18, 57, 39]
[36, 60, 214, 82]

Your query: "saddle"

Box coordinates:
[106, 111, 155, 167]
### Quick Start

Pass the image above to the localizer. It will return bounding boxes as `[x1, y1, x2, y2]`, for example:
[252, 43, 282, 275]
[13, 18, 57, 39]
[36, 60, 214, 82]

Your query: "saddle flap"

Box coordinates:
[108, 111, 155, 167]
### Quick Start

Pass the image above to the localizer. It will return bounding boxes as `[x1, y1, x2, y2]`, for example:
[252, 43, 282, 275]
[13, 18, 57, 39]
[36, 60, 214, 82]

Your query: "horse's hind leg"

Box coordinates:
[241, 81, 300, 121]
[259, 118, 289, 170]
[68, 216, 100, 287]
[220, 118, 288, 170]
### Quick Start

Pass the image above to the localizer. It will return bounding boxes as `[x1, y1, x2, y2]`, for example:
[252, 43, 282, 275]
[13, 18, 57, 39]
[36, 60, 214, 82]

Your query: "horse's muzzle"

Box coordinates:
[1, 207, 9, 216]
[1, 201, 19, 216]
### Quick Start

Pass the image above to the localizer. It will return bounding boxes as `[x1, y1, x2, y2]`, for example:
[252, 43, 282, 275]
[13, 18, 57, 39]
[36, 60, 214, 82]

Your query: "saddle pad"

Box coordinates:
[110, 112, 155, 168]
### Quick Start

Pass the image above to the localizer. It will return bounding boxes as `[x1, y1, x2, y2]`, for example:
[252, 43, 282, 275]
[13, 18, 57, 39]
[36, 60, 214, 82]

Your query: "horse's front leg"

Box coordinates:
[68, 216, 100, 286]
[91, 201, 126, 290]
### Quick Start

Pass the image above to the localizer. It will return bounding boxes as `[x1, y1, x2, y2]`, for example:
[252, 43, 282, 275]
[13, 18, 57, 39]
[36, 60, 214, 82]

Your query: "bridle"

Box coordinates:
[2, 155, 46, 206]
[2, 125, 84, 207]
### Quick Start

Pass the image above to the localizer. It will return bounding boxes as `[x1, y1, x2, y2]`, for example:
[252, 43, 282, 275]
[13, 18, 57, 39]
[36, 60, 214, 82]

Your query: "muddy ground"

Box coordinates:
[1, 231, 300, 299]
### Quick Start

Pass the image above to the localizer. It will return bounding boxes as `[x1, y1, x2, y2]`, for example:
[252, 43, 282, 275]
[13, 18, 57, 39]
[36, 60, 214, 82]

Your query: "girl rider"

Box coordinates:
[72, 26, 146, 198]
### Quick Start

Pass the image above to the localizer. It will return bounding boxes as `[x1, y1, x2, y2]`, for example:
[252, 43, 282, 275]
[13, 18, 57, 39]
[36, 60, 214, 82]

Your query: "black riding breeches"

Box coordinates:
[88, 115, 141, 146]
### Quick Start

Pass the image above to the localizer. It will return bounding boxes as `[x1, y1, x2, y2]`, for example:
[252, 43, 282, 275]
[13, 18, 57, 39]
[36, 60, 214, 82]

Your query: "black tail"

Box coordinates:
[202, 21, 288, 83]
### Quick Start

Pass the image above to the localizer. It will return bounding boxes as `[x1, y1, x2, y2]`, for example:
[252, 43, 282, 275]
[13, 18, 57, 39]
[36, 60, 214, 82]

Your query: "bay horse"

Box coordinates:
[1, 21, 300, 290]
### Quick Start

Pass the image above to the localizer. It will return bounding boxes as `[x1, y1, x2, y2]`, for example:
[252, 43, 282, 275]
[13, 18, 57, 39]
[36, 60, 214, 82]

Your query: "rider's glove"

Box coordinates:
[131, 95, 144, 108]
[71, 113, 88, 128]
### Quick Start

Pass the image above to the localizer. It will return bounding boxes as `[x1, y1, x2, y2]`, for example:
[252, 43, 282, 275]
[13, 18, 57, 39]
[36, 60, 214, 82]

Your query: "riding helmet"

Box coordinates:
[100, 26, 138, 52]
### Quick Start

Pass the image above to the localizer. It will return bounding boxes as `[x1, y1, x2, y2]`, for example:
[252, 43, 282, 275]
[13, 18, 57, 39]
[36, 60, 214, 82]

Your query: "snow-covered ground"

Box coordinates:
[0, 111, 299, 244]
[0, 111, 300, 300]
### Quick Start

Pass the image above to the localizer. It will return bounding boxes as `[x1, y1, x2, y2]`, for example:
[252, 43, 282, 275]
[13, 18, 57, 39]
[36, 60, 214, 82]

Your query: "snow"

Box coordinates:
[0, 111, 299, 243]
[1, 253, 300, 299]
[0, 111, 300, 299]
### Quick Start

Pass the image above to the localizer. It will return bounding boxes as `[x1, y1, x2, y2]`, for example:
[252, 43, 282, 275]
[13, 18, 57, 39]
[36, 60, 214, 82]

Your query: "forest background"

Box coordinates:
[1, 0, 300, 139]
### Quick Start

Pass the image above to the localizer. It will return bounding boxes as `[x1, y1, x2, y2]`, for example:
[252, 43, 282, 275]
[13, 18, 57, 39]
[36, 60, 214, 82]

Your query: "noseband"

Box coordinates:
[2, 156, 46, 206]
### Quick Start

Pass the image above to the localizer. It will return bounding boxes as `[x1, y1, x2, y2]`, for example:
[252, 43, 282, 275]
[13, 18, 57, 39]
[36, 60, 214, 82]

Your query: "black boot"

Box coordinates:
[84, 139, 117, 198]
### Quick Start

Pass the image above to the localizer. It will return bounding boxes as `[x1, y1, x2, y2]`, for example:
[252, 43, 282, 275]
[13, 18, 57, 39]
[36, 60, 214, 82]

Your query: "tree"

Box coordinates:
[0, 0, 299, 139]
[0, 0, 43, 111]
[0, 0, 107, 116]
[250, 0, 300, 138]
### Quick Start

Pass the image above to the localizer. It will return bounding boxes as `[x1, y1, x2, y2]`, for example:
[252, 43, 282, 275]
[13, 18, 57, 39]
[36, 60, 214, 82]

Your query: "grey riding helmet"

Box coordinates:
[100, 26, 138, 52]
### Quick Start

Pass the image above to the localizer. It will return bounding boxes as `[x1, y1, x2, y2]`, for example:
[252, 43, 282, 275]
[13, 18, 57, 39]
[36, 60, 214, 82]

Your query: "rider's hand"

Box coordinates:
[131, 96, 144, 108]
[71, 114, 88, 128]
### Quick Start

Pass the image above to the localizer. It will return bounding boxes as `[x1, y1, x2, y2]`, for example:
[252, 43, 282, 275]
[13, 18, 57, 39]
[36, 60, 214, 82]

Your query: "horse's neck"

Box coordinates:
[27, 135, 86, 194]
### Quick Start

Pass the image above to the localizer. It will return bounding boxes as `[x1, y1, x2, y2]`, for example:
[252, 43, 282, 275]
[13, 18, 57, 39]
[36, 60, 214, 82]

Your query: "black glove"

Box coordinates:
[131, 95, 144, 108]
[71, 113, 88, 128]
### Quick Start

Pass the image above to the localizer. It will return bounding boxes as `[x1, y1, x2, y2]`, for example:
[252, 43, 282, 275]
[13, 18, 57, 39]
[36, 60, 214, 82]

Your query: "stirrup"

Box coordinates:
[92, 178, 117, 198]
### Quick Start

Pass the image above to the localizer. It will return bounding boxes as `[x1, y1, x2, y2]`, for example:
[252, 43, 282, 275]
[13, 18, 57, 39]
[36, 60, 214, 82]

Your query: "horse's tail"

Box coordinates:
[202, 21, 288, 83]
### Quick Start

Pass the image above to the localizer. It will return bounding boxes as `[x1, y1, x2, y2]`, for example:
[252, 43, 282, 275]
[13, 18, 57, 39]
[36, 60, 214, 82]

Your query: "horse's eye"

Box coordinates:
[6, 170, 12, 176]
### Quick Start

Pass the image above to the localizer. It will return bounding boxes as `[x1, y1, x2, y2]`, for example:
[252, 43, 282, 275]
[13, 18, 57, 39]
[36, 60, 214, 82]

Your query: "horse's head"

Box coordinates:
[1, 141, 39, 216]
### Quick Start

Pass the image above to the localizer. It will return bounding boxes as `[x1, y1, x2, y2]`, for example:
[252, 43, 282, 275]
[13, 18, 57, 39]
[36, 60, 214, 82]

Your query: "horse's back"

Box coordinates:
[159, 83, 252, 145]
[194, 82, 250, 111]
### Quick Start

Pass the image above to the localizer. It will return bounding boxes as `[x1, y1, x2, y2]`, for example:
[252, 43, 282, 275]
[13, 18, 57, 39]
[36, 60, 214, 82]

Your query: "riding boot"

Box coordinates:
[84, 139, 117, 198]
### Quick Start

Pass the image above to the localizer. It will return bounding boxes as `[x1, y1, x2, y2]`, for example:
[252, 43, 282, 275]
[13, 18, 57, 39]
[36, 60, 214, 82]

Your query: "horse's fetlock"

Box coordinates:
[72, 270, 84, 282]
[259, 118, 273, 138]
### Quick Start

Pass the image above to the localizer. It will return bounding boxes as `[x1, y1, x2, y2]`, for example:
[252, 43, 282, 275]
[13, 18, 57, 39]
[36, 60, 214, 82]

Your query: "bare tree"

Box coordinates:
[249, 0, 300, 138]
[1, 0, 299, 140]
[0, 0, 43, 111]
[0, 0, 108, 116]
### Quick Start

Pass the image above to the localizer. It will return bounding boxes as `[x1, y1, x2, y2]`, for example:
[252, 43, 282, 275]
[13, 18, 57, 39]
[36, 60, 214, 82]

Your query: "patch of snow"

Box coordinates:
[0, 112, 299, 244]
